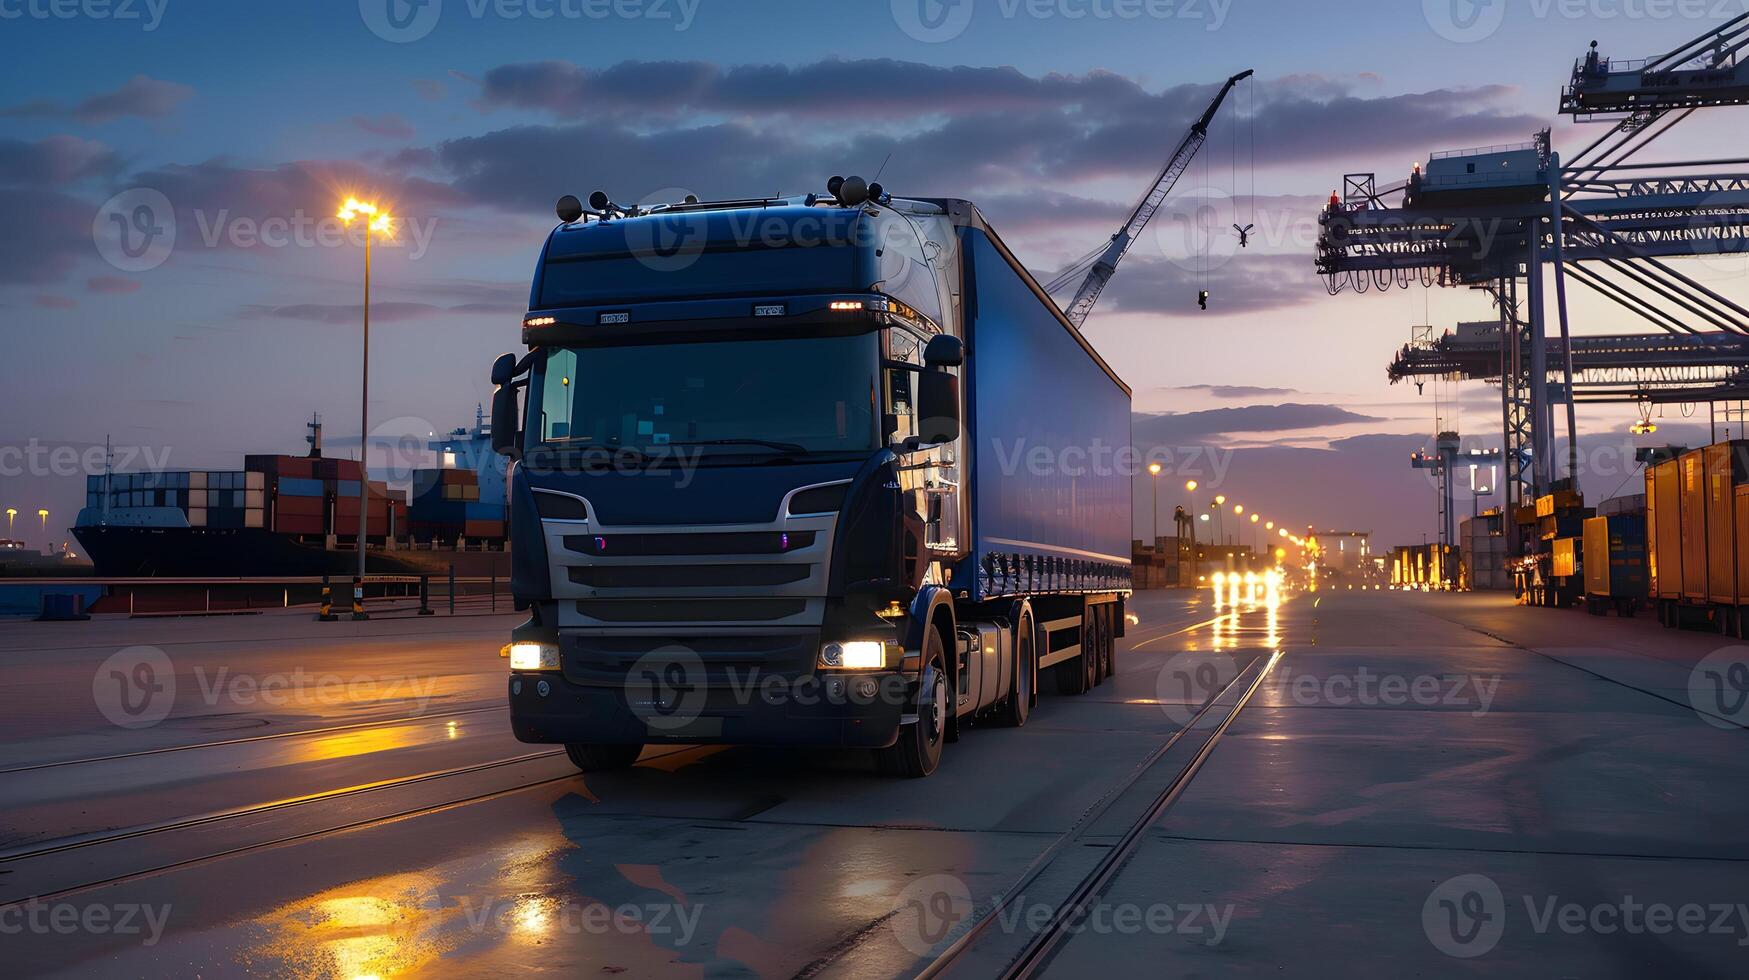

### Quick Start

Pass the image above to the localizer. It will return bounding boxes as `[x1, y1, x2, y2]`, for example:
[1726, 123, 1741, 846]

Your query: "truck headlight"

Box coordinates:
[506, 641, 561, 671]
[819, 640, 888, 671]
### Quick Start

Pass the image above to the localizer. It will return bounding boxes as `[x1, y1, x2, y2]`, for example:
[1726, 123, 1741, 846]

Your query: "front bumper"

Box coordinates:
[508, 667, 911, 747]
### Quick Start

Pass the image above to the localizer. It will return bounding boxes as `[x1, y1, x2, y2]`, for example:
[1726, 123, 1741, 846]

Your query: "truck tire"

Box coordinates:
[877, 630, 947, 778]
[997, 608, 1035, 728]
[565, 742, 643, 772]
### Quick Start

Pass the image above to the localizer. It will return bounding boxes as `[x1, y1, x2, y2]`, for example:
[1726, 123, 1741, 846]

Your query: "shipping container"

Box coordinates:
[1583, 514, 1646, 615]
[1552, 537, 1578, 579]
[1705, 442, 1749, 604]
[1653, 458, 1683, 600]
[1646, 468, 1658, 596]
[1679, 450, 1708, 600]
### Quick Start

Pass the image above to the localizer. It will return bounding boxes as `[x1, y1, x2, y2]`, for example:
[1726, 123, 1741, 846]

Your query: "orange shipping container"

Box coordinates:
[1653, 459, 1683, 600]
[1646, 467, 1658, 597]
[1680, 450, 1708, 600]
[1705, 442, 1749, 604]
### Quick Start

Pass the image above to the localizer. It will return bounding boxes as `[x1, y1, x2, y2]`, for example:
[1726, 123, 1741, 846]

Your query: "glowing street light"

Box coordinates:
[1148, 461, 1163, 543]
[5, 507, 14, 538]
[336, 197, 395, 619]
[37, 508, 49, 548]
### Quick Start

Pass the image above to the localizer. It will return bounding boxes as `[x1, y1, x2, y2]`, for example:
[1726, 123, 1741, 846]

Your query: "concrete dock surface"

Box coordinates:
[2, 587, 1745, 977]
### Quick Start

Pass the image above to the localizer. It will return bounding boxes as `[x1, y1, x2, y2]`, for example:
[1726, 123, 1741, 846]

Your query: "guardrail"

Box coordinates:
[8, 572, 510, 620]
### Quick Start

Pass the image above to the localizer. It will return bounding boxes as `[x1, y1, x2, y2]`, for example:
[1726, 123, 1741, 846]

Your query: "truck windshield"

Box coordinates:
[530, 332, 880, 459]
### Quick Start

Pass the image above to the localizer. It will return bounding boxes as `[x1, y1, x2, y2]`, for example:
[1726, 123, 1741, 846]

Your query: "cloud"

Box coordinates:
[0, 188, 90, 283]
[412, 78, 447, 101]
[87, 275, 142, 294]
[0, 135, 120, 186]
[128, 157, 466, 239]
[1097, 253, 1322, 316]
[352, 113, 415, 140]
[470, 59, 1539, 180]
[245, 300, 510, 323]
[1174, 384, 1302, 398]
[2, 75, 194, 124]
[1134, 403, 1383, 443]
[33, 294, 76, 309]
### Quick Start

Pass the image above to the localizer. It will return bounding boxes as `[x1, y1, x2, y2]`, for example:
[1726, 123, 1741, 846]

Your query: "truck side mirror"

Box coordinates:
[917, 366, 960, 446]
[490, 353, 523, 461]
[924, 334, 963, 368]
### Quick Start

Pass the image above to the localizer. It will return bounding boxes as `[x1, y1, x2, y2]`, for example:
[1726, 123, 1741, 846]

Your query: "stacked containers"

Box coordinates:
[409, 467, 505, 542]
[248, 455, 408, 540]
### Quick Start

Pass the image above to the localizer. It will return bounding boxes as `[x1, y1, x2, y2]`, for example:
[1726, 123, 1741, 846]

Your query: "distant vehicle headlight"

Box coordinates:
[506, 641, 561, 671]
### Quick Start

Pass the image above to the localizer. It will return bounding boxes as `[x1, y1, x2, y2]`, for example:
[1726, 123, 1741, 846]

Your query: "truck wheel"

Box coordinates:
[998, 610, 1035, 728]
[877, 632, 947, 778]
[564, 742, 643, 772]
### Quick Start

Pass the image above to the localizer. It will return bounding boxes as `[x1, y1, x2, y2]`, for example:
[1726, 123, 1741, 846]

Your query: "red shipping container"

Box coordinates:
[463, 519, 506, 539]
[276, 496, 325, 516]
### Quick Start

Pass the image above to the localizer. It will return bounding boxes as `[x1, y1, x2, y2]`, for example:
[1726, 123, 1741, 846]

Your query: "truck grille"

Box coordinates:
[568, 564, 812, 588]
[574, 598, 809, 623]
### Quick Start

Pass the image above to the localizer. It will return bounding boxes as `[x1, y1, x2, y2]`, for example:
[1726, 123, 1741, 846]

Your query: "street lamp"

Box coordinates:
[1212, 494, 1227, 547]
[337, 197, 393, 620]
[1250, 512, 1260, 556]
[1148, 462, 1162, 544]
[37, 508, 49, 549]
[1184, 480, 1198, 584]
[5, 508, 14, 539]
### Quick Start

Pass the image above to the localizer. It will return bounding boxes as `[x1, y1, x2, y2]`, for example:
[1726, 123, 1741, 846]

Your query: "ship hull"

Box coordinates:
[73, 525, 510, 578]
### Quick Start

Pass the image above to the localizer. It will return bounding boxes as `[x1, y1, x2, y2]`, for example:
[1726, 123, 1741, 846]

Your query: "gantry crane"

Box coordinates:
[1046, 69, 1253, 328]
[1315, 16, 1749, 537]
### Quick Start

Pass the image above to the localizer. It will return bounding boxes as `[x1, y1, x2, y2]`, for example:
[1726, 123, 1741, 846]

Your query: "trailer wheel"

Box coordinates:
[876, 630, 947, 778]
[1054, 613, 1094, 696]
[564, 742, 643, 773]
[1097, 605, 1115, 682]
[997, 608, 1035, 728]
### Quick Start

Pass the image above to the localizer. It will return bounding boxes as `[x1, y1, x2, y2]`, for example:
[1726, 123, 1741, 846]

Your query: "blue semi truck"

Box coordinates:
[490, 178, 1132, 777]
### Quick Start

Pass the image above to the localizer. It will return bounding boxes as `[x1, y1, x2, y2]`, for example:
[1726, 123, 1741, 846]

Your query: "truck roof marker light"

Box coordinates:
[525, 316, 557, 328]
[829, 301, 864, 311]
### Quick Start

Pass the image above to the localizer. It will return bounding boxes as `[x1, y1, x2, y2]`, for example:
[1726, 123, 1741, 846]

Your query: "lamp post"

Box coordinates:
[1148, 462, 1162, 545]
[337, 197, 393, 621]
[1213, 494, 1226, 547]
[37, 509, 49, 550]
[5, 508, 14, 540]
[1250, 512, 1260, 559]
[1185, 480, 1199, 585]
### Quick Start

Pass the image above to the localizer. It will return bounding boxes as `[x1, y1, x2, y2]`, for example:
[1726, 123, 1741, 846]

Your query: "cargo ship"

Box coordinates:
[72, 415, 511, 578]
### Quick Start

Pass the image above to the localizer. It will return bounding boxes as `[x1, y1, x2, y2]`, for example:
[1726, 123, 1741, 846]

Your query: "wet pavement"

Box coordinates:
[3, 587, 1747, 977]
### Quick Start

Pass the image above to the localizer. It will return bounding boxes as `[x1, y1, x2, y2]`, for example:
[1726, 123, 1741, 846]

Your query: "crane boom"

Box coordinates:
[1060, 69, 1253, 329]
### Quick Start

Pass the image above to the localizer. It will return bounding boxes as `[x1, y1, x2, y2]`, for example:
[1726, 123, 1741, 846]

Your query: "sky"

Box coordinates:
[4, 0, 1748, 551]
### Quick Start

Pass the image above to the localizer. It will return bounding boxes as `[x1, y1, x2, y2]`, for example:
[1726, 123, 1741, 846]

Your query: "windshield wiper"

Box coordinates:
[666, 438, 809, 454]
